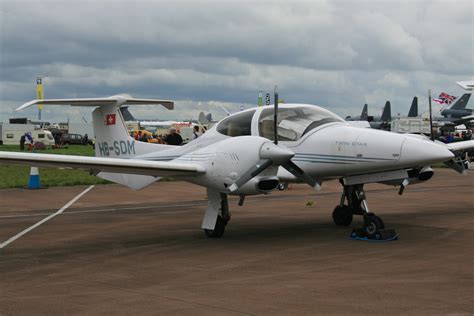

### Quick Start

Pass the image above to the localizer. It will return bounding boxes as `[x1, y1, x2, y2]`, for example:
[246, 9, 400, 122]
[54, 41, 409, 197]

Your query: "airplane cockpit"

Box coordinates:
[215, 104, 345, 142]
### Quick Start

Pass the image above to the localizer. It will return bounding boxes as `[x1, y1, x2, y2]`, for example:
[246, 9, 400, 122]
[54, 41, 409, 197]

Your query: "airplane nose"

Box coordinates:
[401, 137, 454, 165]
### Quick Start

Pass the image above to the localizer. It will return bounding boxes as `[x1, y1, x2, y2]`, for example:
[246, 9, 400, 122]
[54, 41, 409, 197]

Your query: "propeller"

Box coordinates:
[282, 160, 321, 190]
[228, 142, 294, 193]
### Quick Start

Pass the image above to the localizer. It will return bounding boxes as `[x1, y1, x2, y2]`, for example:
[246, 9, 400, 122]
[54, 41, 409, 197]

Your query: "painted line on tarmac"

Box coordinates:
[0, 184, 469, 220]
[0, 185, 95, 249]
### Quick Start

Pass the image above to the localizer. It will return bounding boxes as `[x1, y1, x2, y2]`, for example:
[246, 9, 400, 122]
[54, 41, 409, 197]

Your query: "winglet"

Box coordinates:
[16, 100, 41, 111]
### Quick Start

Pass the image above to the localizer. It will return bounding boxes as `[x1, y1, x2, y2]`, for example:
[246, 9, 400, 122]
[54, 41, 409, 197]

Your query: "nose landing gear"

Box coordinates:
[335, 183, 398, 241]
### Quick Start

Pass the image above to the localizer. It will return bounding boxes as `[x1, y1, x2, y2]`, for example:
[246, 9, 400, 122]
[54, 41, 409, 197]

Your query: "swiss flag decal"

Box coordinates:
[106, 114, 116, 125]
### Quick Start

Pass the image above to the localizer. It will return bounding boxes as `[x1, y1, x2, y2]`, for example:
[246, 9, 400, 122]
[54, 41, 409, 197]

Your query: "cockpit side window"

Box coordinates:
[258, 106, 343, 141]
[216, 110, 256, 137]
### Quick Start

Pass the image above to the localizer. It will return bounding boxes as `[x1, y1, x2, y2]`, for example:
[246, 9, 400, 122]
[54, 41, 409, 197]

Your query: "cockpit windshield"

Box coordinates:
[258, 105, 344, 141]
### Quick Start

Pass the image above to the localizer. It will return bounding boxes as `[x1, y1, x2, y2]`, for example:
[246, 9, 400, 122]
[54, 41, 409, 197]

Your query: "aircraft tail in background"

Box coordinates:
[360, 104, 368, 121]
[408, 97, 418, 117]
[381, 101, 391, 122]
[447, 93, 471, 110]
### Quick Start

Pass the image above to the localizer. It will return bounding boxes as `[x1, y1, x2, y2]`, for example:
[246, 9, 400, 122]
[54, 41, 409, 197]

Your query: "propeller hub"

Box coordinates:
[259, 142, 294, 165]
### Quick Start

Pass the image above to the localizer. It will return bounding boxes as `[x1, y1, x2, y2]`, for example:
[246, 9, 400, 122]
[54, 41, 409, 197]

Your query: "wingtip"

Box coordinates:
[16, 100, 39, 111]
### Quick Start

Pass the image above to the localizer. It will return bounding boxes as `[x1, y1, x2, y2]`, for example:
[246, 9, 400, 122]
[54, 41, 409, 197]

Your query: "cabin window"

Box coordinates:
[216, 110, 256, 137]
[258, 106, 344, 141]
[38, 134, 45, 139]
[47, 134, 54, 140]
[6, 134, 13, 138]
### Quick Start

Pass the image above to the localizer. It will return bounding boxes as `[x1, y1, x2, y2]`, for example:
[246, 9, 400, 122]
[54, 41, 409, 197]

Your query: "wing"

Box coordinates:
[16, 94, 174, 110]
[446, 139, 474, 153]
[0, 152, 205, 177]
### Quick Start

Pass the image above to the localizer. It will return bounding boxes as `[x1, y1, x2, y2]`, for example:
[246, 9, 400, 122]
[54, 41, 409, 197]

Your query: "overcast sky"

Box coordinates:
[0, 0, 472, 123]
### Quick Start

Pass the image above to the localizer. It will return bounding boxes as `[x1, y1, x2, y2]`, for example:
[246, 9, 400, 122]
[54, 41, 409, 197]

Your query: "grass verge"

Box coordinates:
[0, 144, 111, 188]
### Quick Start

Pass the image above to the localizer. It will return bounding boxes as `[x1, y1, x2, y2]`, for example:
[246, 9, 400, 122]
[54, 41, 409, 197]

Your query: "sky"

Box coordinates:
[0, 0, 473, 123]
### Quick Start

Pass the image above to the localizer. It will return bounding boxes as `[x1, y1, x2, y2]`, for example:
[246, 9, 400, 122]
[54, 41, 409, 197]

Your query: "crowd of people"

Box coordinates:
[131, 125, 204, 146]
[439, 129, 473, 143]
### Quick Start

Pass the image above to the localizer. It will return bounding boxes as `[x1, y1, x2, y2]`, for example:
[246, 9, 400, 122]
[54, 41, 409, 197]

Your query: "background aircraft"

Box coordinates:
[440, 93, 472, 119]
[1, 95, 473, 240]
[346, 101, 391, 130]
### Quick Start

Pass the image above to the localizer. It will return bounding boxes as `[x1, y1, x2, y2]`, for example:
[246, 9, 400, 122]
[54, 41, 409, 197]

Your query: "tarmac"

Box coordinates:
[0, 169, 473, 315]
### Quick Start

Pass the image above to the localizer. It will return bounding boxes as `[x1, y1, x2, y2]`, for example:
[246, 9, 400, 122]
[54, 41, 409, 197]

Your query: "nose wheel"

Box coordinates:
[363, 213, 385, 236]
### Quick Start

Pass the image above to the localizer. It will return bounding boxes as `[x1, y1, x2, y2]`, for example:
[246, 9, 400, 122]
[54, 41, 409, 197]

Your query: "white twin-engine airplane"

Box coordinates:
[1, 94, 473, 239]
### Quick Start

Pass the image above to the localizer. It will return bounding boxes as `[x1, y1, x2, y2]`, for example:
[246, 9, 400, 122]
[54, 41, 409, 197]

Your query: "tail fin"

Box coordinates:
[381, 101, 392, 122]
[17, 94, 175, 158]
[447, 93, 471, 110]
[408, 97, 418, 117]
[360, 104, 368, 121]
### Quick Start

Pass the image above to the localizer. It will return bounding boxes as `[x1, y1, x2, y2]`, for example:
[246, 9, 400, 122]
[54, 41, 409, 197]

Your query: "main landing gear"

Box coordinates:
[334, 183, 397, 241]
[202, 190, 231, 238]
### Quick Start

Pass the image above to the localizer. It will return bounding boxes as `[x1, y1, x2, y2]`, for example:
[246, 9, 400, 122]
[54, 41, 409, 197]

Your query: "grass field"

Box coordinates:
[0, 145, 111, 189]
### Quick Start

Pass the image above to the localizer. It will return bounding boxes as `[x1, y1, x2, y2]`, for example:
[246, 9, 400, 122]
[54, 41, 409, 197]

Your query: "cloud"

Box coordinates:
[0, 0, 472, 123]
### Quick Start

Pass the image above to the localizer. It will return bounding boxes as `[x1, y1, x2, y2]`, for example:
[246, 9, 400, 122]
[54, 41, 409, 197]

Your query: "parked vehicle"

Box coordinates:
[60, 133, 87, 145]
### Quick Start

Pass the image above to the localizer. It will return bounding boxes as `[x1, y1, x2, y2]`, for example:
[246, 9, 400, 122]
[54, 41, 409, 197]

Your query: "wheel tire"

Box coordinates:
[332, 205, 353, 226]
[204, 215, 226, 238]
[364, 213, 385, 236]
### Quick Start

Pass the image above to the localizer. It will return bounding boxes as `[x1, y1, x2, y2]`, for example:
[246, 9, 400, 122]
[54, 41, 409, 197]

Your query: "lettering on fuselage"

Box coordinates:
[97, 140, 135, 157]
[335, 141, 368, 147]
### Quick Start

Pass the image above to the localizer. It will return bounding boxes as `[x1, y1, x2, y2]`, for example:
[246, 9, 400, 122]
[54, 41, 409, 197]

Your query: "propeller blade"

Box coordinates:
[228, 141, 295, 193]
[282, 160, 321, 190]
[228, 159, 273, 192]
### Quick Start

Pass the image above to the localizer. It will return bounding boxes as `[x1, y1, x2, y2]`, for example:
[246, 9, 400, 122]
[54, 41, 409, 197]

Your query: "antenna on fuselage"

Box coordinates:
[428, 89, 435, 141]
[274, 85, 279, 145]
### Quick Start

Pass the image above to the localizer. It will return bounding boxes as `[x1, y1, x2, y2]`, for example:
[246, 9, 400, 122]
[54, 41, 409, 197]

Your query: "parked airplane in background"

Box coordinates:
[439, 93, 472, 120]
[346, 101, 391, 130]
[1, 95, 473, 240]
[431, 82, 473, 127]
[345, 103, 368, 121]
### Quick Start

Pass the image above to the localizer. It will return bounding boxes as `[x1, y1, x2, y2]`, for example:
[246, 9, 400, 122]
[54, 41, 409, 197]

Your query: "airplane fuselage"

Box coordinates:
[136, 104, 453, 192]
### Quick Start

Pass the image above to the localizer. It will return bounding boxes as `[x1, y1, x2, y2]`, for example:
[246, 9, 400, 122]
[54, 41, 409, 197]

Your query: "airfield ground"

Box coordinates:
[0, 169, 473, 315]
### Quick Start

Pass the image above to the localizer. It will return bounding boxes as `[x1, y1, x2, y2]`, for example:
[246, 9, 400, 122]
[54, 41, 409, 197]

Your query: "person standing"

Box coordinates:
[19, 134, 26, 150]
[191, 125, 200, 140]
[164, 127, 183, 145]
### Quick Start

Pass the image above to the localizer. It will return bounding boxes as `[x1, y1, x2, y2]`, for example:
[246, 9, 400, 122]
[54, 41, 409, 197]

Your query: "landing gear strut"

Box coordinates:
[335, 182, 397, 241]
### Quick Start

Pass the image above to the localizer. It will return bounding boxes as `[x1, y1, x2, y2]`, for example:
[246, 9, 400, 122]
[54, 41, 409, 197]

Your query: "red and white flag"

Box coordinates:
[106, 114, 116, 125]
[433, 92, 456, 105]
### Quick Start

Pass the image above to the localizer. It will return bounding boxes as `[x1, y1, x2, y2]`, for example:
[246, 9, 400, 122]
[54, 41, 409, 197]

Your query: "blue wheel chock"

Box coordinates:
[349, 228, 398, 242]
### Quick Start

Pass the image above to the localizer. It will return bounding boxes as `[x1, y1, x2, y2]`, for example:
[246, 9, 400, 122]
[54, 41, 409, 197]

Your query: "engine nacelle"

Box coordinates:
[407, 166, 434, 184]
[383, 166, 434, 186]
[235, 177, 280, 195]
[181, 136, 284, 195]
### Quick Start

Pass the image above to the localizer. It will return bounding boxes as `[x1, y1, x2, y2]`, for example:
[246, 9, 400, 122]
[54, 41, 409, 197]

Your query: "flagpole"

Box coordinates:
[428, 89, 434, 141]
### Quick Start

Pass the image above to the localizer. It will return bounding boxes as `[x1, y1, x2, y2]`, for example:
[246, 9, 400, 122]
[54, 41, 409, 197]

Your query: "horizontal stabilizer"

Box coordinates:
[16, 94, 174, 111]
[457, 81, 474, 91]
